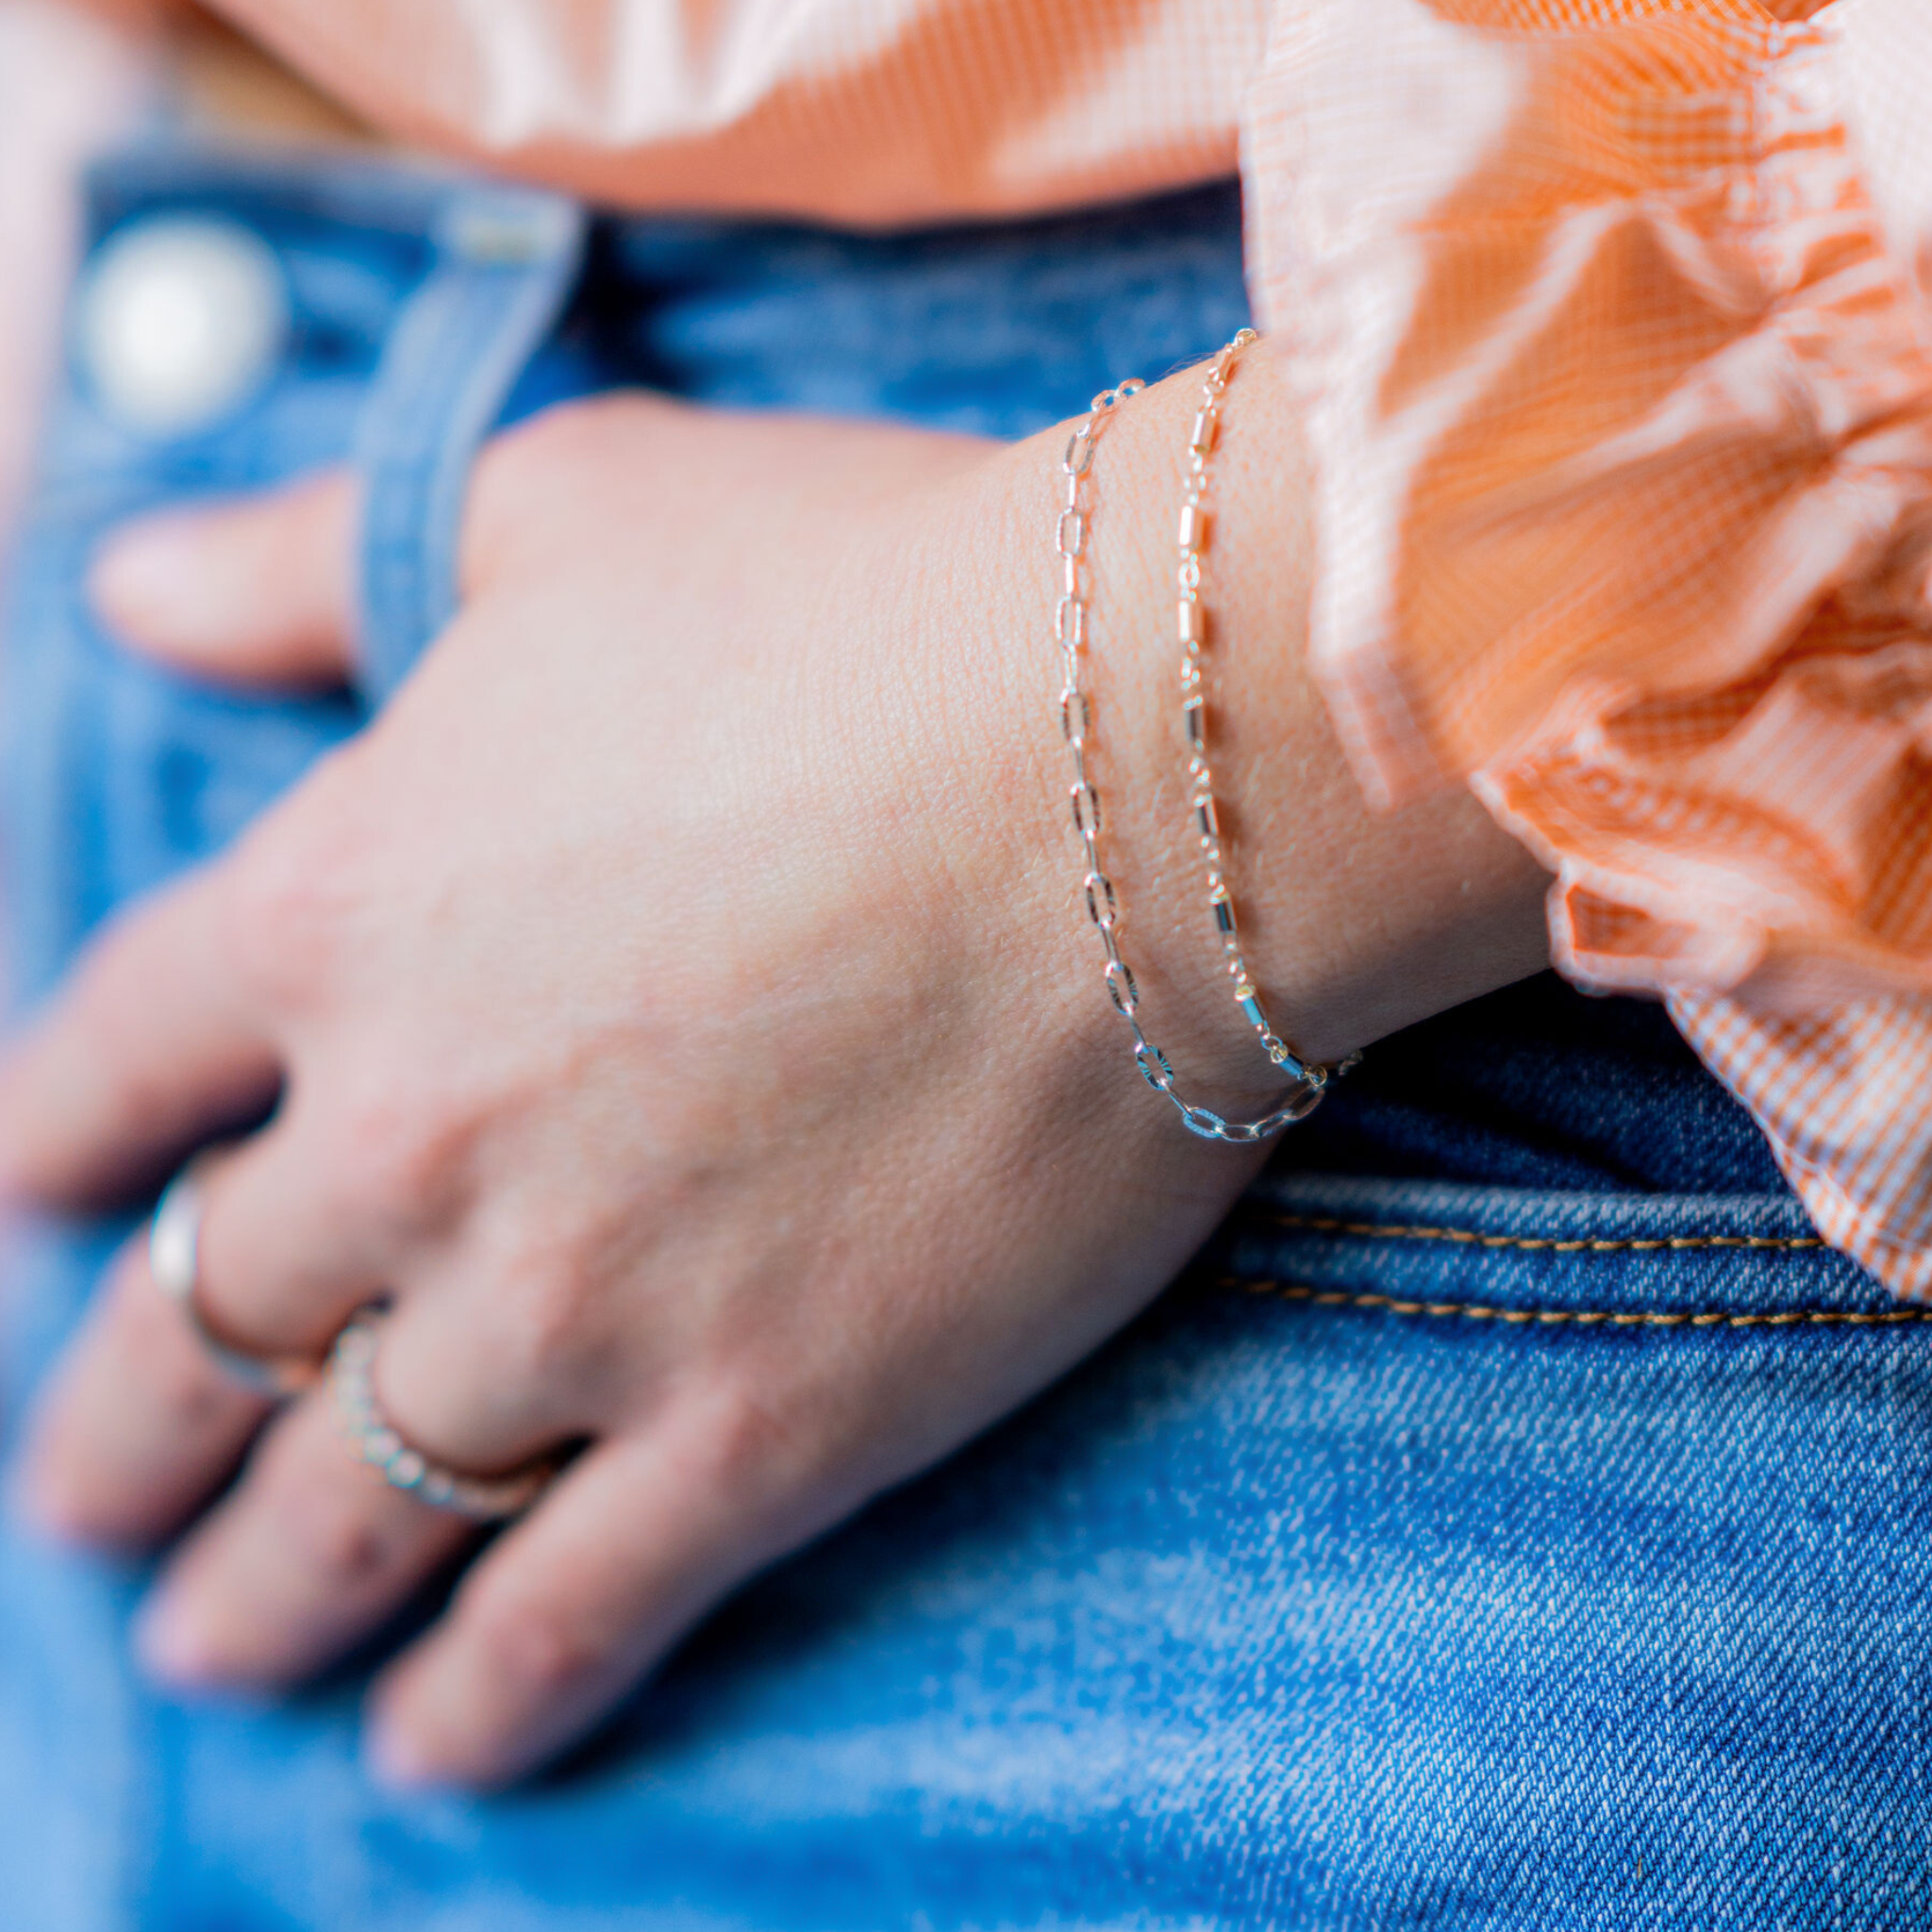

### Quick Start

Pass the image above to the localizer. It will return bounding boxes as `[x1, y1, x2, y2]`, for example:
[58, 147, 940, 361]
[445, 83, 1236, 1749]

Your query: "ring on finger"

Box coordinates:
[150, 1150, 321, 1399]
[328, 1308, 556, 1523]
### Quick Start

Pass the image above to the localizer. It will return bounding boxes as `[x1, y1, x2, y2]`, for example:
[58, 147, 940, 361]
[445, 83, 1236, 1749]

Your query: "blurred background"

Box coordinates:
[0, 1, 368, 602]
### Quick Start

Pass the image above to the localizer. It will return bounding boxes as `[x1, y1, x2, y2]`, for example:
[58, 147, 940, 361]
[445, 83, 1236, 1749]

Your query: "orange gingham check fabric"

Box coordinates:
[1250, 0, 1932, 1294]
[204, 0, 1932, 1291]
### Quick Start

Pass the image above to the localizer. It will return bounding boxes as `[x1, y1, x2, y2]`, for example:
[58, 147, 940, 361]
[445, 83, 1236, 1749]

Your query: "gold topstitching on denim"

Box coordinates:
[1222, 1277, 1924, 1330]
[1258, 1212, 1826, 1255]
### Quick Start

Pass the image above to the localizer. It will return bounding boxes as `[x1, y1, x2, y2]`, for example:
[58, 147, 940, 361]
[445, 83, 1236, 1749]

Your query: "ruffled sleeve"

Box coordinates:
[1245, 0, 1932, 1293]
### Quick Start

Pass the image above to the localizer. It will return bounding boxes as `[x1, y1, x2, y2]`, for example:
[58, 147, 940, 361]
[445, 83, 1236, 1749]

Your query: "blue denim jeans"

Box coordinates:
[2, 148, 1926, 1930]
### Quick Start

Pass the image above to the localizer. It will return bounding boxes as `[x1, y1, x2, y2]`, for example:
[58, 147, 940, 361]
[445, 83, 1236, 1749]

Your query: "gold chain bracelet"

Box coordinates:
[1174, 328, 1315, 1082]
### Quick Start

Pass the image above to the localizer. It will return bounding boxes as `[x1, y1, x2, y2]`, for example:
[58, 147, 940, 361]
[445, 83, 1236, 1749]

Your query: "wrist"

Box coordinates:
[858, 351, 1554, 1149]
[1069, 346, 1553, 1088]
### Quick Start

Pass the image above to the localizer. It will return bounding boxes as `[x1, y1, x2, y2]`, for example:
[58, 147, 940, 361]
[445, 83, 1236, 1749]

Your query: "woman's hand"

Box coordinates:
[0, 372, 1549, 1788]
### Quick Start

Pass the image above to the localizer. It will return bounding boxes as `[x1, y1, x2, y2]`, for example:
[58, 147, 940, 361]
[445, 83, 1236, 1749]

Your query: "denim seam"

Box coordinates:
[1218, 1276, 1920, 1328]
[1260, 1212, 1826, 1255]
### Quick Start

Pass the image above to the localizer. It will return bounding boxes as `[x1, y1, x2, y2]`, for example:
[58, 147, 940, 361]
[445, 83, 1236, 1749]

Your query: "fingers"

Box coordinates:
[12, 1123, 395, 1555]
[117, 1350, 819, 1791]
[368, 1393, 835, 1789]
[123, 1273, 591, 1699]
[135, 1389, 475, 1693]
[0, 868, 278, 1209]
[53, 1231, 834, 1792]
[11, 1234, 269, 1548]
[90, 469, 358, 688]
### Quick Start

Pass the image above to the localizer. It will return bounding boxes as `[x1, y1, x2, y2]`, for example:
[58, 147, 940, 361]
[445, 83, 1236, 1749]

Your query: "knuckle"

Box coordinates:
[495, 1257, 605, 1387]
[680, 1373, 827, 1512]
[328, 1082, 472, 1240]
[225, 804, 361, 1009]
[465, 396, 677, 582]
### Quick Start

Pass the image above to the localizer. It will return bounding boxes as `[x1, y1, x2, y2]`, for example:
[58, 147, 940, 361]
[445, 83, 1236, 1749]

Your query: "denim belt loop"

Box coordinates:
[352, 184, 587, 702]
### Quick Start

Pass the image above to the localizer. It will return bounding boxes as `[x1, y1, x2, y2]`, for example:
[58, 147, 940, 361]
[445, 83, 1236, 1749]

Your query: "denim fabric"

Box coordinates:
[2, 147, 1925, 1930]
[351, 185, 585, 701]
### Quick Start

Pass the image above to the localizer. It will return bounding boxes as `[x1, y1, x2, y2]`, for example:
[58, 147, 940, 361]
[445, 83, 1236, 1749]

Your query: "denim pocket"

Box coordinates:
[3, 147, 583, 1004]
[1224, 1169, 1880, 1323]
[1095, 1167, 1932, 1924]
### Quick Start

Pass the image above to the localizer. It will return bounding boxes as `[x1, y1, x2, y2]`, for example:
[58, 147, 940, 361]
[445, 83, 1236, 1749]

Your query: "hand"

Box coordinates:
[2, 374, 1549, 1788]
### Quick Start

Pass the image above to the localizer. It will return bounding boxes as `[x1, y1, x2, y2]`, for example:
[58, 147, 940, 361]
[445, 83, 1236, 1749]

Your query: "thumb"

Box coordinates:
[90, 468, 358, 688]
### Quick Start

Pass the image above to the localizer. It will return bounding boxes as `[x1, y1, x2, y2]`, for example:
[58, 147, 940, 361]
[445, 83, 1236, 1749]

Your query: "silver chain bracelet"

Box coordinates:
[1051, 372, 1334, 1144]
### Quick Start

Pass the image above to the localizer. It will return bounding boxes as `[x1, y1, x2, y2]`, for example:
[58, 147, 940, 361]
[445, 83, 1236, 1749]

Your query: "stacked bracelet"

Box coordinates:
[1174, 329, 1310, 1082]
[1050, 356, 1337, 1145]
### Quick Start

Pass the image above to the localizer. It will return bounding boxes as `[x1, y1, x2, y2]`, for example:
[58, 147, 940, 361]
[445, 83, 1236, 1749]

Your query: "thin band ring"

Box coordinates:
[328, 1308, 555, 1522]
[149, 1151, 320, 1399]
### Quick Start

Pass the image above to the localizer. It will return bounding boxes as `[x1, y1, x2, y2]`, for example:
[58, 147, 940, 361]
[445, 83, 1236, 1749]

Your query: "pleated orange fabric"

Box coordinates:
[1249, 0, 1932, 1293]
[194, 0, 1932, 1291]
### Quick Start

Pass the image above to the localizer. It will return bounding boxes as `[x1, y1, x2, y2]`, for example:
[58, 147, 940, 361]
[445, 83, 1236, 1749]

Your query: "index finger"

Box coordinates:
[0, 866, 279, 1209]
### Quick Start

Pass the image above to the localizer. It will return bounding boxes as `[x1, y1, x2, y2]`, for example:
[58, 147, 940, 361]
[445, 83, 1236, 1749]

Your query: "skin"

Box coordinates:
[0, 350, 1552, 1789]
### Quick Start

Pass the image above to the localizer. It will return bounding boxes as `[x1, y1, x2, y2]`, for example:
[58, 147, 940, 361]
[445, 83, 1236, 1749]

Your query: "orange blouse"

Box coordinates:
[189, 0, 1932, 1294]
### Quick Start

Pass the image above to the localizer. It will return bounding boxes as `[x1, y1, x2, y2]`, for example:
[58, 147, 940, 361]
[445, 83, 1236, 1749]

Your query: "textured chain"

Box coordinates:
[1174, 328, 1314, 1083]
[1052, 375, 1330, 1144]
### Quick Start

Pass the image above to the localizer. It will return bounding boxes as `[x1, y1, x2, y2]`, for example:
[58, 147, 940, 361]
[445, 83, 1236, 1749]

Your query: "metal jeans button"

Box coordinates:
[76, 215, 289, 438]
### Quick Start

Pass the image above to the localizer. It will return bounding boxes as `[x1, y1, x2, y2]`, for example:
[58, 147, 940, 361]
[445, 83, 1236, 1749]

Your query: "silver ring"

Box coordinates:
[149, 1152, 318, 1398]
[328, 1308, 554, 1522]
